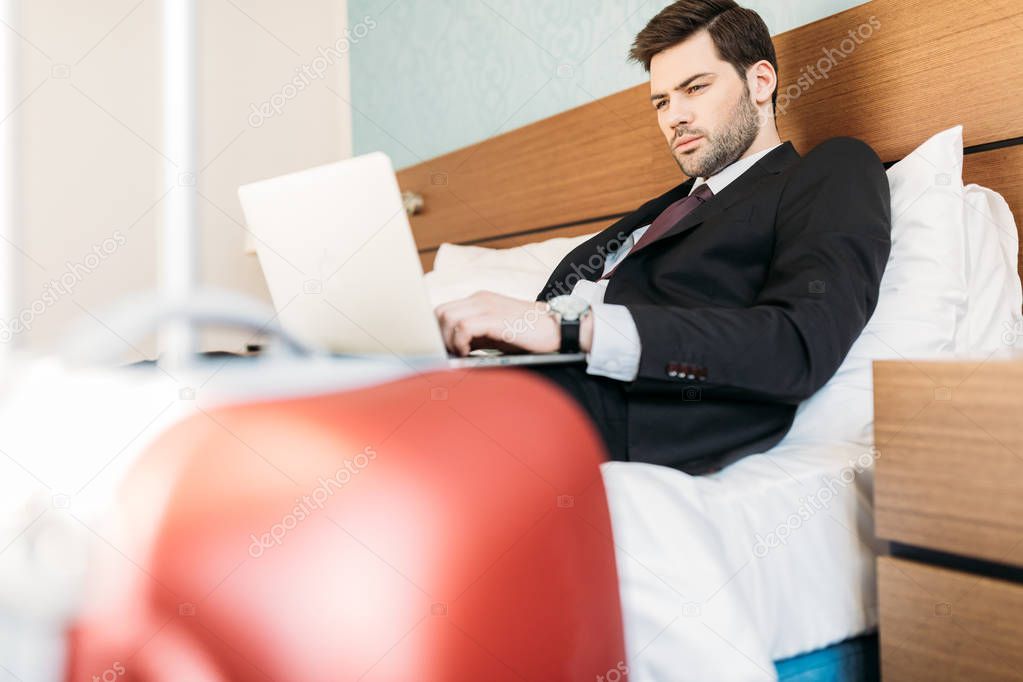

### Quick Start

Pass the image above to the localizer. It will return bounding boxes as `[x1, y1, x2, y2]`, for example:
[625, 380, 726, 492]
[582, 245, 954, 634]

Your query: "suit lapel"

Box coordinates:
[568, 178, 697, 282]
[598, 178, 692, 240]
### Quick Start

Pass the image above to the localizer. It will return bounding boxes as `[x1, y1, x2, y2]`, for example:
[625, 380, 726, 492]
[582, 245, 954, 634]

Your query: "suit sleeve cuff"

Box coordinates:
[584, 302, 641, 382]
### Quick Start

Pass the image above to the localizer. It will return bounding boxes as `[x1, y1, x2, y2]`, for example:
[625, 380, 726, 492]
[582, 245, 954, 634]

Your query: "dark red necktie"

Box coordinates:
[601, 182, 714, 280]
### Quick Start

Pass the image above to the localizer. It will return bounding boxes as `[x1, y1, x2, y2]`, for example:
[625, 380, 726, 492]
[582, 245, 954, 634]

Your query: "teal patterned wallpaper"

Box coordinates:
[348, 0, 872, 169]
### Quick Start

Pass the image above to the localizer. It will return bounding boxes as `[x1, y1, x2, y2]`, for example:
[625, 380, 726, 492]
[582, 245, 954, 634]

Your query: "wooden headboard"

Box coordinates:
[398, 0, 1023, 282]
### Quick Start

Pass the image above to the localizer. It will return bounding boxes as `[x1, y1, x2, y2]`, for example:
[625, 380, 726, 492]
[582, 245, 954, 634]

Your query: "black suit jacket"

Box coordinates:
[537, 138, 892, 473]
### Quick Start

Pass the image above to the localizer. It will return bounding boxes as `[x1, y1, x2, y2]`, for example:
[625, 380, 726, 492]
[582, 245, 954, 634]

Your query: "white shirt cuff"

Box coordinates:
[585, 302, 641, 382]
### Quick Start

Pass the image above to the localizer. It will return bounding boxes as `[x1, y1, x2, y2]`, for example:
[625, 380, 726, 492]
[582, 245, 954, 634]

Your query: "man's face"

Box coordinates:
[649, 30, 760, 179]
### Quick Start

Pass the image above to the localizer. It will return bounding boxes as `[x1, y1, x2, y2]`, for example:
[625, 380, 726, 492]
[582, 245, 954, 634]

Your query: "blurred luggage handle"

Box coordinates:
[60, 289, 316, 367]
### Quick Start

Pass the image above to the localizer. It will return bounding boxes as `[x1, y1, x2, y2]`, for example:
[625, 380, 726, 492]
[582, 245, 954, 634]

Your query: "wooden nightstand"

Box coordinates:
[873, 359, 1023, 681]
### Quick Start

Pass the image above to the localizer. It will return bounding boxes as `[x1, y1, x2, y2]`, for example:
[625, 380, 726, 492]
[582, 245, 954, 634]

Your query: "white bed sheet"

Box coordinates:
[604, 439, 883, 682]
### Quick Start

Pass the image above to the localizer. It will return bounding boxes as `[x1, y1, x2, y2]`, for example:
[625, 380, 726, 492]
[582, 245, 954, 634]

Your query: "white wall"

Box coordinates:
[7, 0, 352, 360]
[349, 0, 872, 167]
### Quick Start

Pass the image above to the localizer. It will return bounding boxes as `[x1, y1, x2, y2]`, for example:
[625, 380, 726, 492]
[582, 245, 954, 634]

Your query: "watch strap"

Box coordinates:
[559, 318, 581, 353]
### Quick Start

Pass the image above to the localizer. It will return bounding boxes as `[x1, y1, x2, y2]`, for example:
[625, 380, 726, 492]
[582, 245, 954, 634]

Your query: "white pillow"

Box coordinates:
[432, 234, 593, 274]
[955, 183, 1023, 354]
[855, 126, 970, 355]
[782, 125, 998, 446]
[424, 233, 594, 307]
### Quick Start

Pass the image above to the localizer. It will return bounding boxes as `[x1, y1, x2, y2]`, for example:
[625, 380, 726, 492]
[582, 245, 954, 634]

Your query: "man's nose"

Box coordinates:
[668, 106, 693, 131]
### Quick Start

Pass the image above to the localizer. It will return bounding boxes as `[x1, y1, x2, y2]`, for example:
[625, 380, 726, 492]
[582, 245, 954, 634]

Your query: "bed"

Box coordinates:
[7, 0, 1020, 678]
[395, 0, 1023, 679]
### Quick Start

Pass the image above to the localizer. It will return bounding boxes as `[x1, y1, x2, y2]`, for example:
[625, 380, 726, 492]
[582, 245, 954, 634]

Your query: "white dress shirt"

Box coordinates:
[574, 142, 783, 381]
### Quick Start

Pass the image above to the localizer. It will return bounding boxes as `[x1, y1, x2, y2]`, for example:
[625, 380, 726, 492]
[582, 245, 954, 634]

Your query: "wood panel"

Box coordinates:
[470, 218, 621, 250]
[418, 217, 621, 272]
[878, 556, 1023, 681]
[873, 360, 1023, 568]
[420, 144, 1023, 282]
[399, 0, 1023, 257]
[419, 251, 435, 274]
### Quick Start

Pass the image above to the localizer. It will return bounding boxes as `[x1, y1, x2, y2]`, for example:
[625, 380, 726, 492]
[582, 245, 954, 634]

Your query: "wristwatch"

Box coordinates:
[546, 295, 591, 353]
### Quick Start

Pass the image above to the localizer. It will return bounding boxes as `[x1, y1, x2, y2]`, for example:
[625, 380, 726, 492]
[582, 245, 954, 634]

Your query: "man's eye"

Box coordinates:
[689, 84, 707, 94]
[655, 100, 667, 110]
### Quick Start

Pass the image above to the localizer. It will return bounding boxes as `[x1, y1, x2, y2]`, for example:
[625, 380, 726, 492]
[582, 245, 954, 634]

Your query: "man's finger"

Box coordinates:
[452, 317, 481, 357]
[436, 295, 494, 350]
[435, 297, 483, 333]
[441, 305, 479, 351]
[452, 316, 502, 356]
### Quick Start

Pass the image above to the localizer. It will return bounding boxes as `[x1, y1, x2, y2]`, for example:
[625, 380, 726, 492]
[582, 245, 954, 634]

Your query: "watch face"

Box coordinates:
[548, 295, 590, 321]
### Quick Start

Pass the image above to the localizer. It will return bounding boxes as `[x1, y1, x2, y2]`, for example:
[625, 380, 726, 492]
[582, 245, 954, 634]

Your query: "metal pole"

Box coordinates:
[0, 0, 20, 368]
[160, 0, 198, 367]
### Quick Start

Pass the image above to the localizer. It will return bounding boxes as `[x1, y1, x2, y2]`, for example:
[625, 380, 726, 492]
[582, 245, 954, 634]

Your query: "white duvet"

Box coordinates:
[604, 440, 881, 682]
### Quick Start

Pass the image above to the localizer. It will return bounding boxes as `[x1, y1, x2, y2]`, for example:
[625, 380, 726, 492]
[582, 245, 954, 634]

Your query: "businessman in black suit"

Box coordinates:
[434, 0, 891, 474]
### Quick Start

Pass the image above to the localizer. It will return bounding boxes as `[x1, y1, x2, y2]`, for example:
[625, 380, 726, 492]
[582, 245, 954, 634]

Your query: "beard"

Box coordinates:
[672, 84, 760, 179]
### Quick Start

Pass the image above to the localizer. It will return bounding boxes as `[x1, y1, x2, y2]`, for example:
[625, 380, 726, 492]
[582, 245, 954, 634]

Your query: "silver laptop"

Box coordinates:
[237, 152, 585, 369]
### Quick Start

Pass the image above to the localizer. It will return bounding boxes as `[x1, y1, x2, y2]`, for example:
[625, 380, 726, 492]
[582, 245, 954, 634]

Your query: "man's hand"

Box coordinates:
[434, 291, 560, 356]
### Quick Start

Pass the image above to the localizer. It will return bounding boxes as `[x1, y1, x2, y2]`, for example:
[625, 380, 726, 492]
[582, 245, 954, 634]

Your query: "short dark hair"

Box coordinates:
[629, 0, 778, 113]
